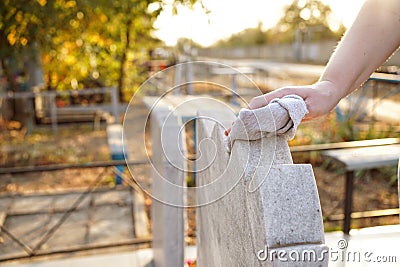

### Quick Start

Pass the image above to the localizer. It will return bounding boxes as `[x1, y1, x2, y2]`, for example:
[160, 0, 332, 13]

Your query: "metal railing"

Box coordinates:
[0, 87, 120, 133]
[0, 160, 151, 262]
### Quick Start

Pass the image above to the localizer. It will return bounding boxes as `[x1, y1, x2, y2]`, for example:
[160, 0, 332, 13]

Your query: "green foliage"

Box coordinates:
[273, 0, 344, 43]
[292, 112, 400, 148]
[213, 0, 344, 48]
[0, 0, 200, 100]
[215, 22, 268, 48]
[0, 123, 110, 167]
[0, 0, 79, 91]
[175, 37, 203, 52]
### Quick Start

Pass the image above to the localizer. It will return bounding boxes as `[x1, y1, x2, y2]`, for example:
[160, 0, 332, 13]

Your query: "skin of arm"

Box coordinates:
[246, 0, 400, 121]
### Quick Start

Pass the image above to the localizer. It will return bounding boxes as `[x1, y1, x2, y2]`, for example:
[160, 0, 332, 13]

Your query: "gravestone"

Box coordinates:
[196, 109, 328, 266]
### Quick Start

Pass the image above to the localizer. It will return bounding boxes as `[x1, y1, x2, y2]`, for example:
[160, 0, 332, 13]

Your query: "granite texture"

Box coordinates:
[197, 109, 328, 267]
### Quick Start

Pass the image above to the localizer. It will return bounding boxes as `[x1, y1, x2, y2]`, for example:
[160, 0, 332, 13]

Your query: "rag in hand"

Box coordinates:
[225, 95, 308, 152]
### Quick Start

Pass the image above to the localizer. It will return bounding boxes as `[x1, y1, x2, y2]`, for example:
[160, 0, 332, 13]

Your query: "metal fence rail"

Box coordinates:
[0, 160, 151, 262]
[0, 160, 147, 175]
[0, 87, 120, 133]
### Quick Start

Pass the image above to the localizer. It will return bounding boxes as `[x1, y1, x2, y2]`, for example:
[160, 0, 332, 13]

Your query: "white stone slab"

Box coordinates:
[150, 109, 185, 267]
[196, 109, 328, 267]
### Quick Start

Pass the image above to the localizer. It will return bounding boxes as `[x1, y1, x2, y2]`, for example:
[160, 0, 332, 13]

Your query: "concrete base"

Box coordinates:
[3, 226, 400, 267]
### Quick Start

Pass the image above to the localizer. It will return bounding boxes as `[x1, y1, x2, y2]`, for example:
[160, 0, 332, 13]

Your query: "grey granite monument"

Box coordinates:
[196, 109, 328, 266]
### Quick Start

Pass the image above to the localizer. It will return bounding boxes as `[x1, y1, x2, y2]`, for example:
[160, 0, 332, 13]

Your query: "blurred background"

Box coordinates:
[1, 0, 399, 266]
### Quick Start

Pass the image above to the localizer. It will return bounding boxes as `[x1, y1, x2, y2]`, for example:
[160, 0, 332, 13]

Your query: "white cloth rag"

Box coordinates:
[225, 95, 308, 152]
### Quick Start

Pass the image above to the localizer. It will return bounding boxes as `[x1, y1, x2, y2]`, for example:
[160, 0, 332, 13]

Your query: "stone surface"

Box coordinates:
[10, 195, 57, 214]
[44, 210, 88, 250]
[143, 97, 236, 267]
[133, 190, 150, 238]
[3, 225, 400, 267]
[150, 108, 185, 267]
[260, 165, 325, 248]
[92, 190, 131, 206]
[88, 205, 133, 244]
[0, 189, 138, 260]
[196, 110, 328, 267]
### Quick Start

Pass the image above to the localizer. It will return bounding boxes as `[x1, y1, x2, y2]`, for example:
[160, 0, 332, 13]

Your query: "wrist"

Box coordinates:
[314, 80, 346, 105]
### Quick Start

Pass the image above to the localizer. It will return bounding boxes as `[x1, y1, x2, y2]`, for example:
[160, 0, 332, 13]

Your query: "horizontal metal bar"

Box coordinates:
[6, 200, 133, 216]
[0, 237, 152, 262]
[0, 87, 116, 99]
[0, 160, 148, 175]
[369, 73, 400, 83]
[344, 159, 399, 171]
[47, 106, 108, 112]
[0, 185, 129, 199]
[290, 138, 400, 153]
[326, 208, 400, 222]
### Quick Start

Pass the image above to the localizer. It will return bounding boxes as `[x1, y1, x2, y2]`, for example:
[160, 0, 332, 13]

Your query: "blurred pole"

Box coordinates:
[111, 87, 119, 123]
[294, 29, 302, 62]
[186, 60, 194, 95]
[49, 93, 57, 134]
[26, 95, 34, 135]
[107, 124, 125, 185]
[174, 63, 182, 95]
[26, 42, 45, 134]
[231, 73, 239, 106]
[398, 157, 399, 223]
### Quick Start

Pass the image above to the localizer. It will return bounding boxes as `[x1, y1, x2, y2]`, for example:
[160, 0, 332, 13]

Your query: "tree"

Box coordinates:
[0, 0, 79, 91]
[214, 22, 268, 48]
[0, 0, 201, 102]
[211, 0, 344, 48]
[273, 0, 343, 43]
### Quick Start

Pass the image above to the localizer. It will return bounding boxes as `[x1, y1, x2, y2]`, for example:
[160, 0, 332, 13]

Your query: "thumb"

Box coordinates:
[248, 87, 308, 110]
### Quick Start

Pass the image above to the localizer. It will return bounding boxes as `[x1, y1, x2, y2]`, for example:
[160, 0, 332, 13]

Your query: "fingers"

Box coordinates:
[247, 95, 268, 109]
[243, 82, 340, 123]
[226, 85, 320, 136]
[247, 86, 306, 110]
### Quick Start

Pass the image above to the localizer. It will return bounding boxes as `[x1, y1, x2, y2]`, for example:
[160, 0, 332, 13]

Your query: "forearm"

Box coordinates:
[246, 0, 400, 121]
[320, 0, 400, 99]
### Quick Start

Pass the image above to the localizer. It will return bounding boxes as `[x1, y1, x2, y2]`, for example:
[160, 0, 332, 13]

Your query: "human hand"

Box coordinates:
[224, 80, 343, 136]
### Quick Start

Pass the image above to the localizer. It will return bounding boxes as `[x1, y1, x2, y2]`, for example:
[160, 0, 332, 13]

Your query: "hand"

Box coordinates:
[248, 80, 343, 121]
[224, 80, 343, 136]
